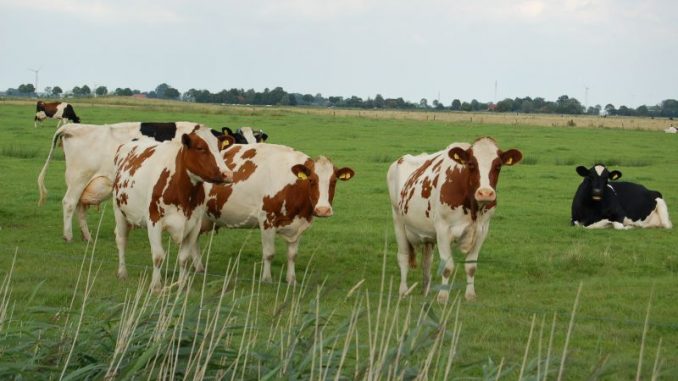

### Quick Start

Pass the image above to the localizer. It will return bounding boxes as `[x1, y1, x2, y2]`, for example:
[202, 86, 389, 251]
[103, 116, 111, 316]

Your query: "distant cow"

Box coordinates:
[222, 127, 268, 144]
[37, 122, 237, 242]
[664, 126, 677, 134]
[199, 143, 354, 284]
[388, 137, 522, 302]
[34, 101, 80, 128]
[571, 164, 672, 229]
[112, 127, 233, 291]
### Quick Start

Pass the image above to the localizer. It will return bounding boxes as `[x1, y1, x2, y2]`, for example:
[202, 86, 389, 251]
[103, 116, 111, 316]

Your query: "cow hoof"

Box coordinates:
[261, 276, 273, 283]
[193, 264, 205, 273]
[436, 291, 449, 304]
[465, 292, 477, 301]
[63, 235, 73, 243]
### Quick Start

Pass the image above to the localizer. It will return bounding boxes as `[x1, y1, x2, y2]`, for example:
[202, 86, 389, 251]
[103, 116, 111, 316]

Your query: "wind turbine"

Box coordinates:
[27, 66, 43, 94]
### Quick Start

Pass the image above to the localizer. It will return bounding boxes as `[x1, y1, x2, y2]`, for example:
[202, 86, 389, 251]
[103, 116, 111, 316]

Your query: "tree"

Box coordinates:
[451, 99, 461, 111]
[164, 87, 180, 99]
[72, 86, 82, 96]
[18, 83, 35, 94]
[419, 98, 428, 108]
[44, 86, 52, 95]
[155, 83, 170, 98]
[604, 104, 616, 116]
[80, 85, 91, 96]
[95, 86, 108, 96]
[661, 99, 678, 117]
[375, 94, 385, 109]
[52, 86, 63, 96]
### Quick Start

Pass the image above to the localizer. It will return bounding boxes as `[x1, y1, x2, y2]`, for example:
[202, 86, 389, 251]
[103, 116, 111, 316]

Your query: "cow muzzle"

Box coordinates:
[475, 188, 496, 203]
[211, 171, 233, 184]
[591, 188, 603, 201]
[313, 206, 333, 217]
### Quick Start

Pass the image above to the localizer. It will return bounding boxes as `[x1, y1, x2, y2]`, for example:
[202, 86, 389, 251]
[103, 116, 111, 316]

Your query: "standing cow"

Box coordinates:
[37, 122, 251, 242]
[388, 137, 522, 302]
[200, 143, 354, 284]
[34, 101, 80, 128]
[112, 128, 233, 291]
[571, 164, 672, 229]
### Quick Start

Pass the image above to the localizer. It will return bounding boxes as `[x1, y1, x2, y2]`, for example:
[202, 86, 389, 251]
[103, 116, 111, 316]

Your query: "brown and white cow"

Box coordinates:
[199, 143, 354, 284]
[112, 128, 233, 291]
[387, 137, 522, 302]
[37, 122, 238, 242]
[34, 101, 80, 128]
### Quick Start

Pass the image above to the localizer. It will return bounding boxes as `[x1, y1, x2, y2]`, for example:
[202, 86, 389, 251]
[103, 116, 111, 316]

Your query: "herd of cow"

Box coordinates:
[33, 101, 673, 301]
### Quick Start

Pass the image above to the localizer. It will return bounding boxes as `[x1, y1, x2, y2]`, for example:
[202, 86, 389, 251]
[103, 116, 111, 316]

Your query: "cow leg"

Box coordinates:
[147, 225, 166, 292]
[113, 207, 129, 279]
[176, 227, 201, 290]
[260, 228, 276, 282]
[190, 241, 205, 273]
[393, 215, 415, 297]
[435, 231, 455, 304]
[285, 238, 301, 284]
[421, 243, 434, 296]
[76, 203, 92, 242]
[62, 182, 89, 242]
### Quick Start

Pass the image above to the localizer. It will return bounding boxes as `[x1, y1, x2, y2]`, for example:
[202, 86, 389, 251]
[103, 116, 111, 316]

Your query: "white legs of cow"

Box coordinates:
[261, 228, 301, 284]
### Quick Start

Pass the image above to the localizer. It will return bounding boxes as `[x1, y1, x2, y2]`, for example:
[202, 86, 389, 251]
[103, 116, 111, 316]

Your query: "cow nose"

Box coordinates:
[475, 188, 496, 202]
[592, 188, 603, 200]
[314, 206, 333, 217]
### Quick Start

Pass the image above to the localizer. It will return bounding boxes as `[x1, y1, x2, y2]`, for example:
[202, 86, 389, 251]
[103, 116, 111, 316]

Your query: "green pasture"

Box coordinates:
[0, 99, 676, 379]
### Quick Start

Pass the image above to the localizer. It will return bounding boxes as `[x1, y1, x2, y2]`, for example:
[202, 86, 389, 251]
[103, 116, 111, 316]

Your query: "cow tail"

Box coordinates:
[655, 198, 673, 229]
[37, 126, 65, 206]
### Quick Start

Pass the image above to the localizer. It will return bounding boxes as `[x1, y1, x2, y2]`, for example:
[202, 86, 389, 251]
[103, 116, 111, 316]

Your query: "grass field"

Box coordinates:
[0, 98, 676, 379]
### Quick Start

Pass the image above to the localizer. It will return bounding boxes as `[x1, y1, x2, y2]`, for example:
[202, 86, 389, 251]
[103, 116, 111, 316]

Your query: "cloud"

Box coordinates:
[0, 0, 185, 25]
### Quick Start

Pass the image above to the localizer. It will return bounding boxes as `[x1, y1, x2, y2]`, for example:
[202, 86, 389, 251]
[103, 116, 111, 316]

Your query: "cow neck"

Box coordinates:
[162, 148, 206, 217]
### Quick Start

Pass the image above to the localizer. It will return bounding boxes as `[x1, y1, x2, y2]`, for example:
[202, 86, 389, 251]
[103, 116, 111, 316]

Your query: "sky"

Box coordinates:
[1, 0, 676, 108]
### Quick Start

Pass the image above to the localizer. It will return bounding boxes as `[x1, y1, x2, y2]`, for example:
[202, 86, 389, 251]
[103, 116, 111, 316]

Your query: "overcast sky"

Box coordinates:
[1, 0, 676, 108]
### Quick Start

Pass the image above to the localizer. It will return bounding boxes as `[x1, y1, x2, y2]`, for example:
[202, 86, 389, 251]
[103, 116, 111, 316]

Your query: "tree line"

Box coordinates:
[3, 82, 677, 118]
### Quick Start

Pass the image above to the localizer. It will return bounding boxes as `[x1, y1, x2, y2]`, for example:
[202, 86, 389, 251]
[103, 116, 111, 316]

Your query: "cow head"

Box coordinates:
[291, 156, 354, 217]
[447, 137, 522, 205]
[180, 128, 234, 184]
[576, 164, 622, 201]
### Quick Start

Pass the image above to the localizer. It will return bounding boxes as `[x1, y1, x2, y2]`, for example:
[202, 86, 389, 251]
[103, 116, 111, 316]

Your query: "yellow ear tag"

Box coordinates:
[221, 140, 230, 150]
[297, 172, 308, 180]
[611, 173, 619, 180]
[506, 157, 513, 165]
[453, 153, 465, 164]
[339, 172, 351, 180]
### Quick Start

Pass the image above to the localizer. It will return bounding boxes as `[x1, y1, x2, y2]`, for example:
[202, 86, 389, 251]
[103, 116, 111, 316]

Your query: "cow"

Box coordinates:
[222, 126, 268, 144]
[387, 137, 523, 302]
[571, 164, 672, 229]
[112, 127, 233, 291]
[664, 126, 677, 134]
[198, 143, 354, 284]
[37, 122, 239, 242]
[34, 101, 80, 128]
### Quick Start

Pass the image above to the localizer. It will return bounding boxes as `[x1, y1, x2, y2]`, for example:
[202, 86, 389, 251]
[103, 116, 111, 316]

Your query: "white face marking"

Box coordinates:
[239, 127, 257, 144]
[594, 165, 605, 176]
[471, 138, 500, 191]
[314, 157, 335, 209]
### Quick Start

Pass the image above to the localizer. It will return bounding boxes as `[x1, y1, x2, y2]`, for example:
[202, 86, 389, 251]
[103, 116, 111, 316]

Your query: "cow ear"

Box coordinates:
[219, 135, 235, 150]
[259, 131, 269, 142]
[181, 133, 192, 148]
[336, 167, 355, 181]
[609, 170, 622, 180]
[500, 149, 523, 166]
[291, 164, 312, 181]
[448, 147, 469, 165]
[576, 166, 589, 177]
[221, 127, 234, 136]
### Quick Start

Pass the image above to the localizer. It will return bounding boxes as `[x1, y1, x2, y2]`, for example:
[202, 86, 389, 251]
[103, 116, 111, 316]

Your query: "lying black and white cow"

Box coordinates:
[222, 127, 268, 144]
[34, 101, 80, 128]
[571, 164, 672, 229]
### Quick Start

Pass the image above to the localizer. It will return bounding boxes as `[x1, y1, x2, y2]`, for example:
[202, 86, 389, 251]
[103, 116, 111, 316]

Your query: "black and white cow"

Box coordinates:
[34, 101, 80, 128]
[221, 127, 268, 144]
[571, 164, 672, 229]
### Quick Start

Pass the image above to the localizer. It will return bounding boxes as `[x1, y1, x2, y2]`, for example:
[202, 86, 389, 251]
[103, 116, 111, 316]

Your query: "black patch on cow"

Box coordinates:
[63, 104, 80, 123]
[221, 126, 249, 144]
[140, 122, 178, 142]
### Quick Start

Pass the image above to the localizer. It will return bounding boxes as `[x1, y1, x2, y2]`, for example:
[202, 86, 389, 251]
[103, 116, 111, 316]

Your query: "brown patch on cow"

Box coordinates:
[432, 174, 439, 188]
[157, 148, 208, 222]
[233, 160, 258, 183]
[222, 145, 243, 170]
[431, 157, 444, 172]
[149, 168, 171, 224]
[36, 101, 59, 117]
[397, 157, 404, 165]
[425, 201, 431, 217]
[467, 266, 476, 278]
[398, 155, 440, 214]
[121, 146, 156, 177]
[443, 268, 452, 278]
[408, 245, 417, 268]
[206, 185, 233, 219]
[262, 180, 313, 229]
[241, 148, 257, 159]
[118, 192, 128, 206]
[154, 256, 163, 267]
[439, 162, 485, 220]
[421, 176, 433, 199]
